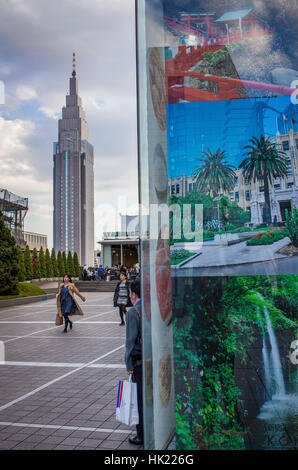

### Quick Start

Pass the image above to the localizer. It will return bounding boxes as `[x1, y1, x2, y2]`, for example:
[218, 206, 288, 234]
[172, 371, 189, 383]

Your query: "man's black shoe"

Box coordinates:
[129, 435, 143, 445]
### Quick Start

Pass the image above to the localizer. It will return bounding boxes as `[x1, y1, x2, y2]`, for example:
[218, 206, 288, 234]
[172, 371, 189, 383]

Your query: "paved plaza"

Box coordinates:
[0, 293, 141, 450]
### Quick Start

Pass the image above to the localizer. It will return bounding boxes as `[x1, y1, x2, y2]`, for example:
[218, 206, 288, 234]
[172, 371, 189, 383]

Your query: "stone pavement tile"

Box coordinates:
[52, 429, 74, 438]
[54, 444, 76, 450]
[40, 435, 65, 445]
[68, 430, 93, 439]
[48, 417, 74, 426]
[86, 431, 111, 440]
[32, 427, 56, 436]
[117, 441, 143, 450]
[33, 443, 56, 450]
[97, 440, 121, 450]
[60, 437, 84, 446]
[22, 434, 47, 445]
[74, 446, 96, 450]
[0, 431, 16, 440]
[102, 420, 119, 429]
[106, 432, 129, 442]
[0, 441, 18, 449]
[78, 438, 103, 448]
[14, 427, 39, 435]
[13, 442, 36, 450]
[6, 433, 29, 442]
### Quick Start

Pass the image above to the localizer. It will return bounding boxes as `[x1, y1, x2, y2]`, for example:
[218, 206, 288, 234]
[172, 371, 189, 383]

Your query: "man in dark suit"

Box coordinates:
[125, 278, 143, 446]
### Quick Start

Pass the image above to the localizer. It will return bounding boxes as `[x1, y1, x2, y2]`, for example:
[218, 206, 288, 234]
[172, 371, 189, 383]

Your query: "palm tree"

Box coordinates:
[192, 148, 236, 198]
[240, 135, 288, 225]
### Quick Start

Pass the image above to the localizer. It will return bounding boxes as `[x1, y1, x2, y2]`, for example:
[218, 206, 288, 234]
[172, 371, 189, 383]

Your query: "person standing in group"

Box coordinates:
[83, 264, 88, 281]
[97, 264, 105, 281]
[57, 274, 86, 333]
[113, 270, 132, 326]
[125, 278, 143, 446]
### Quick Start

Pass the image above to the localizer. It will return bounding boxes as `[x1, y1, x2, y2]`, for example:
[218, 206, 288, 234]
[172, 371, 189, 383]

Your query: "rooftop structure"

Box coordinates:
[0, 188, 28, 248]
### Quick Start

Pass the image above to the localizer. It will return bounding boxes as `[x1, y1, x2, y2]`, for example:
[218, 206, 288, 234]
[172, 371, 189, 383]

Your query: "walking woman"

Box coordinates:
[57, 274, 86, 333]
[113, 270, 132, 326]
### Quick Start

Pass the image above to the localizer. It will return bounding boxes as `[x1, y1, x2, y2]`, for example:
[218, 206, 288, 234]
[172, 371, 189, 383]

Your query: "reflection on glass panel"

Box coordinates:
[136, 0, 298, 451]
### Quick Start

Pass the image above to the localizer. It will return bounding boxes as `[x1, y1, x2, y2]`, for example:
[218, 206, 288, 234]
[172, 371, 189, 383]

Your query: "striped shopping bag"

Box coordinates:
[116, 376, 139, 426]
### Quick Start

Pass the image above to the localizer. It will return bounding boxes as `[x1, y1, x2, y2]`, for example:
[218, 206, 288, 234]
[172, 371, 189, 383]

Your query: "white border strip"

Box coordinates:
[0, 421, 132, 434]
[0, 344, 125, 412]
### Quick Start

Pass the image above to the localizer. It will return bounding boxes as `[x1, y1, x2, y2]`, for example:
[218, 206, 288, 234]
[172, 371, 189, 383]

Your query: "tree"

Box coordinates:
[67, 251, 74, 276]
[32, 248, 40, 279]
[57, 251, 64, 277]
[285, 207, 298, 247]
[240, 135, 287, 225]
[192, 148, 236, 198]
[17, 246, 26, 282]
[51, 248, 59, 277]
[38, 246, 46, 278]
[62, 251, 67, 275]
[73, 252, 81, 277]
[45, 248, 53, 278]
[24, 245, 33, 280]
[0, 212, 19, 295]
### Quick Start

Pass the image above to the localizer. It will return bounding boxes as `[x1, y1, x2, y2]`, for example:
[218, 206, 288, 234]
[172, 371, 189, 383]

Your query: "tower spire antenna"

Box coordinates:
[72, 52, 76, 77]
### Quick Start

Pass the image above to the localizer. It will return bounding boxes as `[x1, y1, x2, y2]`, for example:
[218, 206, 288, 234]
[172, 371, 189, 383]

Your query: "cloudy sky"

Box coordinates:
[0, 0, 138, 249]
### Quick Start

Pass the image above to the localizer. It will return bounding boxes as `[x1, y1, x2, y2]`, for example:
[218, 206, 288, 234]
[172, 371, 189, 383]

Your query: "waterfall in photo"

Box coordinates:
[262, 335, 272, 401]
[263, 306, 286, 397]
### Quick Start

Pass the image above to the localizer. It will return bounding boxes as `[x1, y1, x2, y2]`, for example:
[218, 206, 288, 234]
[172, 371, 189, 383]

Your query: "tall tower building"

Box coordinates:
[53, 53, 94, 266]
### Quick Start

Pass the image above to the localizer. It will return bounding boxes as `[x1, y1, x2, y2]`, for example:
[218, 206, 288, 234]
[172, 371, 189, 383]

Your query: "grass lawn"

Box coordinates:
[171, 252, 196, 265]
[0, 282, 46, 300]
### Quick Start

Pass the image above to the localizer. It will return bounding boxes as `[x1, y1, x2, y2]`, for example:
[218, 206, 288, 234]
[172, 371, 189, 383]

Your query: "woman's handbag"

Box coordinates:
[55, 314, 63, 326]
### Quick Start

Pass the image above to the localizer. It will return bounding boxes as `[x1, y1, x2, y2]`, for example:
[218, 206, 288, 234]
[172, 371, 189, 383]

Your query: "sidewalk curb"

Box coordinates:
[0, 293, 56, 309]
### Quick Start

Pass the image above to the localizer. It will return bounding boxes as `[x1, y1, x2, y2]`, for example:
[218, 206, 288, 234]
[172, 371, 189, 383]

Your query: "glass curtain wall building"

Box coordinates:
[136, 0, 298, 451]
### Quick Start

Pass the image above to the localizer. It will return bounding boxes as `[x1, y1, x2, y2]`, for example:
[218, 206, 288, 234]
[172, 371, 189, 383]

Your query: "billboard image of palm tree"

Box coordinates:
[240, 136, 288, 224]
[192, 148, 236, 198]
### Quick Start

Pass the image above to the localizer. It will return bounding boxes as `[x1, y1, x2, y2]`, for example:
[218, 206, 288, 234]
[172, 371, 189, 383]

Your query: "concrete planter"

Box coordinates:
[0, 293, 57, 309]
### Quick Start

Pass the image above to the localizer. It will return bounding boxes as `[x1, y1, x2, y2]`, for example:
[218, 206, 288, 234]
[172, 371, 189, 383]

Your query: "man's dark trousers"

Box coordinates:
[132, 364, 143, 440]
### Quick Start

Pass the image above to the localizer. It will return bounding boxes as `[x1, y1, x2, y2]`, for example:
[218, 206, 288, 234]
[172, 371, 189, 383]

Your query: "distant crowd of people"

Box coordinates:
[82, 262, 140, 282]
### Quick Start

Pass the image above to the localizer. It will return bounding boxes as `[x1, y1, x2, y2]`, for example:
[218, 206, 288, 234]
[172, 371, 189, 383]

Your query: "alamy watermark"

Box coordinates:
[96, 199, 203, 244]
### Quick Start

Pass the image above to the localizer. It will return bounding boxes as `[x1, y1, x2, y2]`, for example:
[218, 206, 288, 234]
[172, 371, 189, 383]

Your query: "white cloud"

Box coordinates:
[15, 85, 37, 101]
[0, 116, 35, 158]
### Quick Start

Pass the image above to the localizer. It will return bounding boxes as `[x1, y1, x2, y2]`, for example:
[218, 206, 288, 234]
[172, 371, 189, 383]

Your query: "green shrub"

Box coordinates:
[171, 249, 191, 260]
[24, 245, 33, 280]
[247, 228, 288, 245]
[285, 207, 298, 247]
[32, 248, 40, 279]
[0, 212, 19, 295]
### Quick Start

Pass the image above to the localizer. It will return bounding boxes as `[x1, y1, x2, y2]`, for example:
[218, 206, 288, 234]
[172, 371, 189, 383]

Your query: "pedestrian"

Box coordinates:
[83, 264, 88, 281]
[125, 278, 143, 446]
[113, 269, 132, 326]
[97, 264, 105, 281]
[104, 265, 111, 281]
[57, 273, 86, 333]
